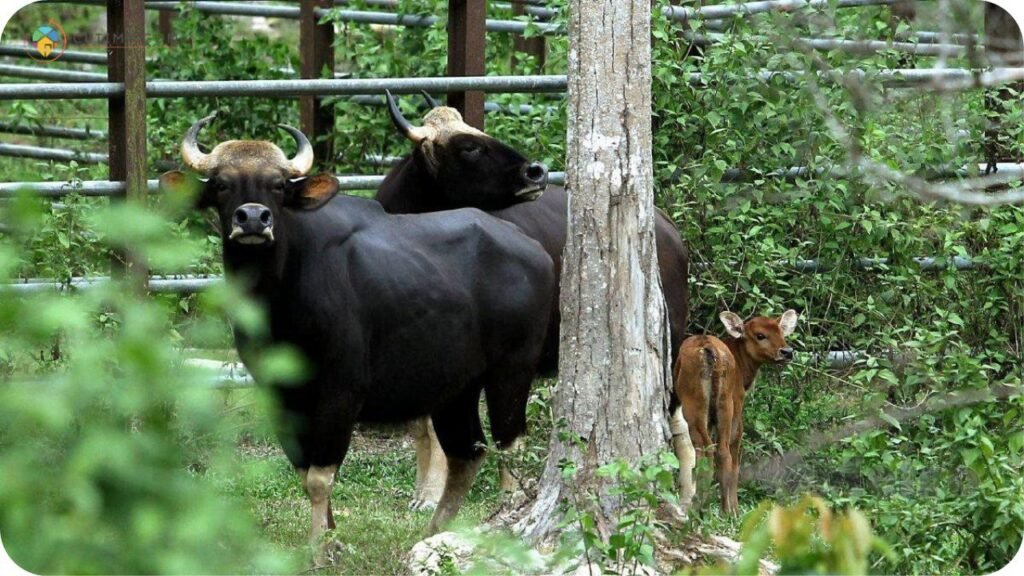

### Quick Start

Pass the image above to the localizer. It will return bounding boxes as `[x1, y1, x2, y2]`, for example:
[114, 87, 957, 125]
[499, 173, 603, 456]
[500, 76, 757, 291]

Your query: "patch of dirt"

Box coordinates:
[235, 424, 409, 460]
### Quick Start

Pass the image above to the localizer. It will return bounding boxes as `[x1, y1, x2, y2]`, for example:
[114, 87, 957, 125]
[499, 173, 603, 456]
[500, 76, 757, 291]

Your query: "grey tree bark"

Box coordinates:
[517, 1, 673, 541]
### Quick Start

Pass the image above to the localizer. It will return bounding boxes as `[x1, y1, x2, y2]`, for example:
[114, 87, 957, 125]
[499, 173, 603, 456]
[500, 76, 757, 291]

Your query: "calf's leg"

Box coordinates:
[409, 417, 448, 510]
[727, 399, 745, 513]
[715, 394, 737, 515]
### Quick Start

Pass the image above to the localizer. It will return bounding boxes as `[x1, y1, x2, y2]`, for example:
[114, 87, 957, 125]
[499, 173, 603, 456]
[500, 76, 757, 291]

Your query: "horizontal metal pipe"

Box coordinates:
[4, 154, 1012, 197]
[0, 248, 981, 299]
[0, 172, 566, 198]
[692, 255, 980, 273]
[0, 63, 108, 82]
[0, 180, 130, 198]
[896, 31, 978, 46]
[689, 67, 1024, 88]
[184, 358, 254, 389]
[684, 32, 973, 57]
[667, 0, 899, 22]
[7, 66, 1023, 101]
[364, 154, 401, 167]
[718, 162, 1024, 182]
[0, 75, 568, 100]
[0, 65, 1004, 100]
[491, 2, 557, 20]
[0, 143, 108, 165]
[1, 275, 222, 294]
[810, 351, 863, 369]
[144, 2, 561, 35]
[0, 122, 106, 140]
[353, 93, 558, 114]
[0, 81, 122, 99]
[793, 255, 980, 271]
[146, 0, 300, 18]
[185, 347, 906, 388]
[0, 145, 178, 171]
[0, 44, 108, 65]
[143, 75, 568, 97]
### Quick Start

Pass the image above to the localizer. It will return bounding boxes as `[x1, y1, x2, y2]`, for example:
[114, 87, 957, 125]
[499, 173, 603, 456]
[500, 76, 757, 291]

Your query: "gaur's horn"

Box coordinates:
[277, 124, 314, 177]
[385, 89, 435, 144]
[420, 90, 441, 109]
[181, 113, 217, 174]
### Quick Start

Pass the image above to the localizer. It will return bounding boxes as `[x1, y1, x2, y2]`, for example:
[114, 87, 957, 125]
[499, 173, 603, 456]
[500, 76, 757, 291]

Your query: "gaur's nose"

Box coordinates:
[780, 347, 794, 360]
[523, 162, 549, 185]
[233, 204, 272, 227]
[232, 203, 273, 234]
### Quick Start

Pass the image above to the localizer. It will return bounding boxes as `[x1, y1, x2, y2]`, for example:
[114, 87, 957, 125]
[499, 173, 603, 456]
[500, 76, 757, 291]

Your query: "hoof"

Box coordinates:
[498, 474, 521, 494]
[312, 538, 345, 568]
[409, 498, 439, 512]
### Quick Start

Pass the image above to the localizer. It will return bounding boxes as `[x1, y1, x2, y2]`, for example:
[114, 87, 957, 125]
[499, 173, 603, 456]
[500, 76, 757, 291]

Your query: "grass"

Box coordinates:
[172, 357, 1018, 575]
[207, 389, 508, 575]
[196, 369, 859, 573]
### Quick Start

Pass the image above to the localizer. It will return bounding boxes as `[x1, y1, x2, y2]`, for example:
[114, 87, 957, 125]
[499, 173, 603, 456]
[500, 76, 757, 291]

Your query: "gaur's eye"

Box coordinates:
[755, 333, 767, 341]
[459, 143, 482, 157]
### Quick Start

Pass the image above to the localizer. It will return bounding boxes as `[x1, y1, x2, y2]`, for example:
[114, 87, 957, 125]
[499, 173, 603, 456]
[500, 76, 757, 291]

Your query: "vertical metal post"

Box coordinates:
[984, 3, 1023, 168]
[888, 1, 916, 67]
[511, 2, 545, 73]
[158, 11, 175, 46]
[447, 0, 486, 130]
[300, 0, 336, 169]
[107, 0, 148, 288]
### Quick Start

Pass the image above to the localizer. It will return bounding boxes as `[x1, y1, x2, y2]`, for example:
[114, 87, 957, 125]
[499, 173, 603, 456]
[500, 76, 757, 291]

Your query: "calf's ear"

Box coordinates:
[779, 309, 799, 336]
[285, 173, 339, 211]
[159, 170, 212, 209]
[719, 311, 745, 338]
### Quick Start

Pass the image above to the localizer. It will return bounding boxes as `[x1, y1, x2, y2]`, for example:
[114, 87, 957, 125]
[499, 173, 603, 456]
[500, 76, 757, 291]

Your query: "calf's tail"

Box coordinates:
[700, 345, 716, 404]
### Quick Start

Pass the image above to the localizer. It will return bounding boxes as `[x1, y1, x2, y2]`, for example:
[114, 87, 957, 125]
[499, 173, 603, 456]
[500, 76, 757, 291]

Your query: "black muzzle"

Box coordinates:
[229, 203, 274, 245]
[516, 162, 549, 200]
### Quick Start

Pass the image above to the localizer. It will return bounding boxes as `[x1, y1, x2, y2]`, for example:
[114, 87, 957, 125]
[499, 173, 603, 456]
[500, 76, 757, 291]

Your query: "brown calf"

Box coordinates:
[674, 310, 798, 515]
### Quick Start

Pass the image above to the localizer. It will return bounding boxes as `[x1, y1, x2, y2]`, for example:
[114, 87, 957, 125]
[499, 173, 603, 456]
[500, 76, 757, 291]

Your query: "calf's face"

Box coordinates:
[159, 114, 338, 247]
[720, 309, 798, 364]
[386, 91, 549, 209]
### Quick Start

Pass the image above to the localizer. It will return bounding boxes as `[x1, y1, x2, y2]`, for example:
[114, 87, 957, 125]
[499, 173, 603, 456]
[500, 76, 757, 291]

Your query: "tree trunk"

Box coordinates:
[517, 1, 672, 541]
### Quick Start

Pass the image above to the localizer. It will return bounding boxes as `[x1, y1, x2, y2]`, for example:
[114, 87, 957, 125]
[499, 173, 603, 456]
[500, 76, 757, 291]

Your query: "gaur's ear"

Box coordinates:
[720, 311, 745, 338]
[159, 170, 211, 209]
[779, 309, 799, 336]
[284, 173, 339, 211]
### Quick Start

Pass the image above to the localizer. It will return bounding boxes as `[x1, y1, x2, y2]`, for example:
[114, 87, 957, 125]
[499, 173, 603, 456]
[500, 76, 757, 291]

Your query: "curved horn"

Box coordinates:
[385, 89, 434, 144]
[277, 123, 314, 177]
[181, 113, 217, 174]
[420, 90, 441, 109]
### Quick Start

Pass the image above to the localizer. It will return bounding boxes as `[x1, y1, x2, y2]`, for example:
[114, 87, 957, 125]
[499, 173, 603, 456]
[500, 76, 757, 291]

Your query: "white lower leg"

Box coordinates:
[410, 419, 430, 499]
[671, 407, 696, 509]
[409, 418, 447, 510]
[302, 465, 338, 544]
[498, 437, 523, 492]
